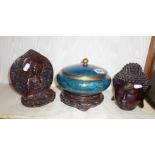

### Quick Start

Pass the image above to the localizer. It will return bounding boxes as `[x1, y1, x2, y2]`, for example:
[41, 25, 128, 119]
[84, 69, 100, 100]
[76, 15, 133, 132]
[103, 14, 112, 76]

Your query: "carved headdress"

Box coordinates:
[114, 63, 150, 88]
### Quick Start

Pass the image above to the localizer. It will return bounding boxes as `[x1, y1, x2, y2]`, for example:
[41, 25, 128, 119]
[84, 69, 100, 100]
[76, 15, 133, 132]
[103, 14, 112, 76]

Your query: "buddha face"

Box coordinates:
[113, 80, 148, 110]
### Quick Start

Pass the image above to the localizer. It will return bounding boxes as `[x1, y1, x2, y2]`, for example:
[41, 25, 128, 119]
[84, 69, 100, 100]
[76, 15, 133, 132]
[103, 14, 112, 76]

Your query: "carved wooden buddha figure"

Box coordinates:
[10, 49, 55, 107]
[112, 63, 150, 110]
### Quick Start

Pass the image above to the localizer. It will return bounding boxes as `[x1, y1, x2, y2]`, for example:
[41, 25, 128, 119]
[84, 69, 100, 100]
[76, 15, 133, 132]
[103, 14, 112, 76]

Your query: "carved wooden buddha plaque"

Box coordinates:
[10, 49, 55, 107]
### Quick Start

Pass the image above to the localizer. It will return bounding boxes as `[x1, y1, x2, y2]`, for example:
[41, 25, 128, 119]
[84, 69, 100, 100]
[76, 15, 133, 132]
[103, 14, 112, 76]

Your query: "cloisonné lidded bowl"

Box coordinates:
[57, 58, 111, 111]
[57, 58, 111, 95]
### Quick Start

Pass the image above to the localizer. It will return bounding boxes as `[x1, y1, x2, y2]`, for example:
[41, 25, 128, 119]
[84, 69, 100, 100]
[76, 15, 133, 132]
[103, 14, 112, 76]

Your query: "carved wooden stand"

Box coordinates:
[60, 90, 104, 111]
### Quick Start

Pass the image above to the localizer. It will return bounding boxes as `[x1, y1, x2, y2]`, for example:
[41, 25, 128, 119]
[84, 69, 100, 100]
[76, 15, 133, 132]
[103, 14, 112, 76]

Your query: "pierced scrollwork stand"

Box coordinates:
[60, 90, 104, 111]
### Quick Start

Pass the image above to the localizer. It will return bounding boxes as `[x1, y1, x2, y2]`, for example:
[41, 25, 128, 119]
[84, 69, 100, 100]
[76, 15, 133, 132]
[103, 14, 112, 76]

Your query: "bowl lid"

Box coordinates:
[62, 58, 107, 81]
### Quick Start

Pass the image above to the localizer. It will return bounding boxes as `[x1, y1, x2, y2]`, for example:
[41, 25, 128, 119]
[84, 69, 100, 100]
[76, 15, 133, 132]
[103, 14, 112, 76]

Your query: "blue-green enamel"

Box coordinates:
[62, 64, 107, 77]
[57, 72, 111, 95]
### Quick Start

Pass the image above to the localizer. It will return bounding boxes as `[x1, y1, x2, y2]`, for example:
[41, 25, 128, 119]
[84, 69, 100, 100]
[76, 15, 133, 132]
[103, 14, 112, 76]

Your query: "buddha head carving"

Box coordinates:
[10, 49, 55, 107]
[113, 63, 150, 110]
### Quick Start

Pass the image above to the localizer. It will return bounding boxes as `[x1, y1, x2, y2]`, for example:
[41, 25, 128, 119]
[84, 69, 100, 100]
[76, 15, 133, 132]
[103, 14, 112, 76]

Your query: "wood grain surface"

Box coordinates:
[144, 36, 155, 79]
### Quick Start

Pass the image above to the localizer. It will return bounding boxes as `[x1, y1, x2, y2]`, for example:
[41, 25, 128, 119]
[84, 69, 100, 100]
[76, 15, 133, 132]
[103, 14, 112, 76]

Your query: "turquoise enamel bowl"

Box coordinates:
[57, 60, 111, 95]
[57, 72, 111, 95]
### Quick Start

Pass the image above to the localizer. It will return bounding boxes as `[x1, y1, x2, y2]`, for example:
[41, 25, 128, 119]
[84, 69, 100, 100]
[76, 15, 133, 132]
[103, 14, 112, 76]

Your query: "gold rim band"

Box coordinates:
[63, 72, 105, 81]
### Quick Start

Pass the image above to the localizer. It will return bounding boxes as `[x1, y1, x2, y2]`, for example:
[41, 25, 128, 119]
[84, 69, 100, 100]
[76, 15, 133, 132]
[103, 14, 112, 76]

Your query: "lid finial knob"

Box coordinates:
[82, 58, 89, 66]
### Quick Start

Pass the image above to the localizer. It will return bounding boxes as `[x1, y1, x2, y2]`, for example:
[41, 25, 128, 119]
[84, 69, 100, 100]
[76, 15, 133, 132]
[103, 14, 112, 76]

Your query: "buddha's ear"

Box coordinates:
[112, 77, 116, 85]
[114, 79, 122, 85]
[147, 85, 151, 92]
[142, 85, 151, 93]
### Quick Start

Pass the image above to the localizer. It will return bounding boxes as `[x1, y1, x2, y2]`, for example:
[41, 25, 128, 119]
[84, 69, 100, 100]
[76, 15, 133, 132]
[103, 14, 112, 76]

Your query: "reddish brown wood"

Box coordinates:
[113, 63, 150, 111]
[10, 49, 55, 107]
[144, 36, 155, 79]
[60, 90, 104, 111]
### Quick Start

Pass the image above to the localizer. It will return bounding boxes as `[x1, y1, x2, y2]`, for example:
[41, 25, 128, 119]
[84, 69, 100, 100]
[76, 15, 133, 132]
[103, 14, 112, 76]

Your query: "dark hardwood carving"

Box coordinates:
[60, 90, 104, 111]
[112, 63, 150, 110]
[10, 49, 55, 107]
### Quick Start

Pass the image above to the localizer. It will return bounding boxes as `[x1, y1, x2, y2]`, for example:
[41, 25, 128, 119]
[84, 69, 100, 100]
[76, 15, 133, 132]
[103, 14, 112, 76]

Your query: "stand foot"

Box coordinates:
[60, 90, 104, 111]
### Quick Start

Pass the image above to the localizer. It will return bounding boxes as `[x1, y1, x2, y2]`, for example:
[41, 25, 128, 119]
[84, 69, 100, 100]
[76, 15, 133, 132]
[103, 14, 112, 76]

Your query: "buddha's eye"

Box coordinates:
[128, 88, 137, 94]
[126, 83, 133, 89]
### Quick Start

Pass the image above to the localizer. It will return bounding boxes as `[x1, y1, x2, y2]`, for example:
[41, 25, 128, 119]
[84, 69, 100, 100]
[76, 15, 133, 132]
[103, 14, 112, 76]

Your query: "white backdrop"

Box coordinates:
[0, 36, 151, 86]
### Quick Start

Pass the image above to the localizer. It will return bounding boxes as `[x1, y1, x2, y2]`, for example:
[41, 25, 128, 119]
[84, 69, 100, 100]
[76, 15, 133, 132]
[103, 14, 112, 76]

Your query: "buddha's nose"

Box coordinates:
[121, 91, 128, 103]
